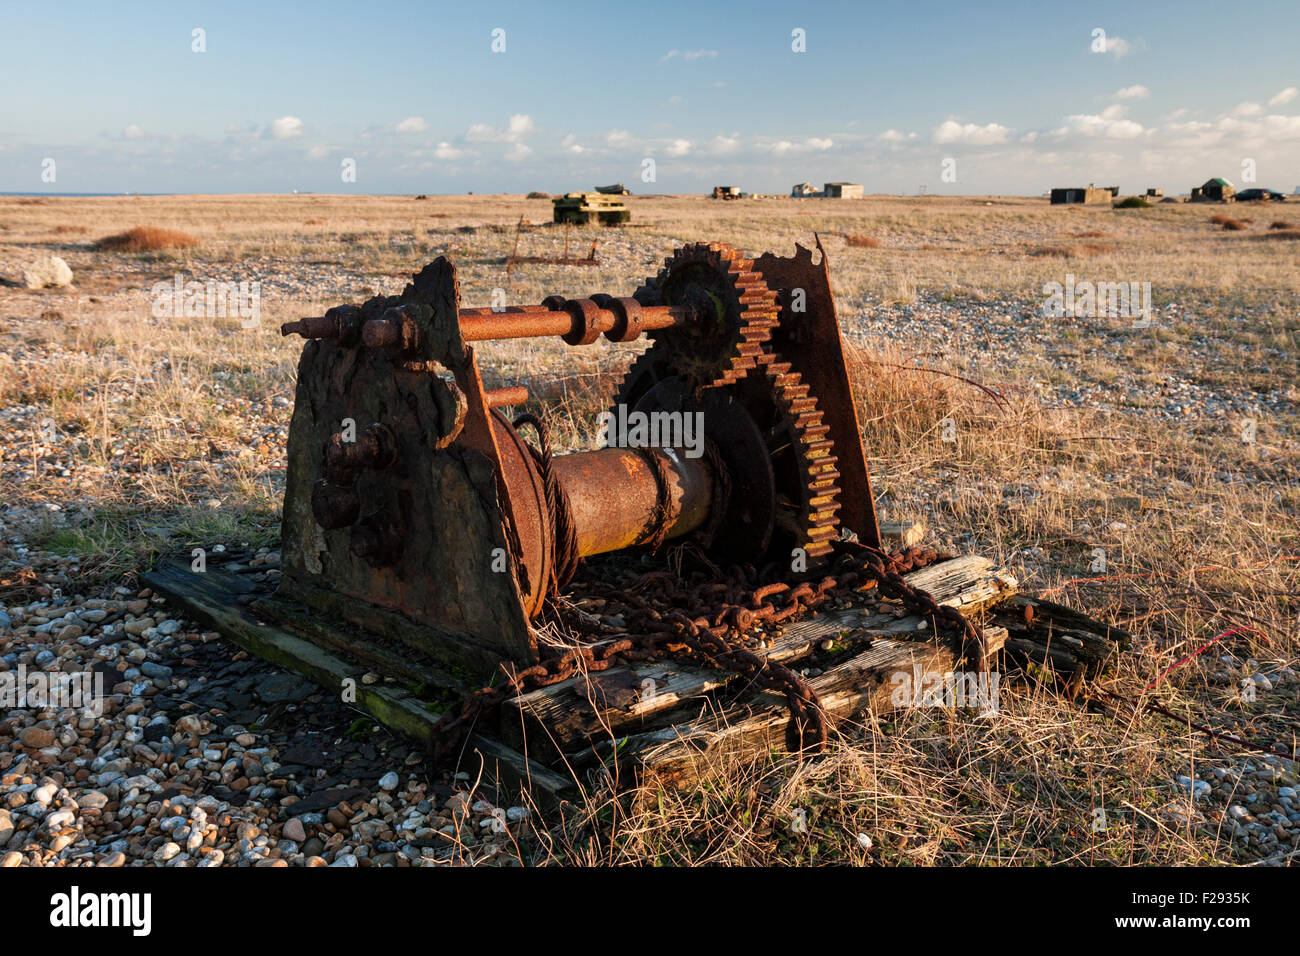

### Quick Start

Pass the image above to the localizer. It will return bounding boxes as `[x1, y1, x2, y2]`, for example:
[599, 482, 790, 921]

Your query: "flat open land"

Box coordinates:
[1, 193, 1297, 866]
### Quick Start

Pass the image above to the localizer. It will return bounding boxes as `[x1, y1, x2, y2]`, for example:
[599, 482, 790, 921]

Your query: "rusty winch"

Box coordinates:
[277, 240, 880, 682]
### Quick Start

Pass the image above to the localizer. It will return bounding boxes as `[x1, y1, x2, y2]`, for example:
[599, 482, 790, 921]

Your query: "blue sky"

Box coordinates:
[2, 0, 1297, 194]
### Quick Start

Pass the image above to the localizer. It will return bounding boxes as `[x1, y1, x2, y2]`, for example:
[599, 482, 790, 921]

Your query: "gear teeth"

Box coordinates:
[631, 242, 781, 390]
[614, 246, 843, 562]
[744, 357, 844, 562]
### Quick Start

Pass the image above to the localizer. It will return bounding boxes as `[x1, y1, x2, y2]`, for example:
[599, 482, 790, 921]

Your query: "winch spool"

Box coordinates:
[276, 240, 880, 681]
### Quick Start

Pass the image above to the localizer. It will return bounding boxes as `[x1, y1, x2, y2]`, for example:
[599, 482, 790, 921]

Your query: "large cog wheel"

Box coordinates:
[628, 242, 779, 392]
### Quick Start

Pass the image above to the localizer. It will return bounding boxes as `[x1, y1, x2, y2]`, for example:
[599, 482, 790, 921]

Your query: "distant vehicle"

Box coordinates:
[1236, 188, 1286, 202]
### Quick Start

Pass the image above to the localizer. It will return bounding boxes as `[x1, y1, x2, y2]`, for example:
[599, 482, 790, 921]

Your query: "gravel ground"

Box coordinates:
[2, 223, 1297, 866]
[1, 552, 537, 867]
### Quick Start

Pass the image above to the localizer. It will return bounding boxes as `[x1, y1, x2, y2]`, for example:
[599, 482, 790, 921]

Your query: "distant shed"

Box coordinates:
[823, 182, 863, 199]
[1050, 187, 1111, 205]
[1190, 177, 1235, 202]
[791, 182, 818, 197]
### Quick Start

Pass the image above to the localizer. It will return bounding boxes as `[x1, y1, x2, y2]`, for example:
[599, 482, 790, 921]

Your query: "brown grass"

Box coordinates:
[1211, 217, 1249, 231]
[1028, 242, 1113, 257]
[1072, 230, 1111, 238]
[844, 233, 881, 248]
[1, 192, 1297, 866]
[94, 225, 201, 251]
[1270, 220, 1296, 230]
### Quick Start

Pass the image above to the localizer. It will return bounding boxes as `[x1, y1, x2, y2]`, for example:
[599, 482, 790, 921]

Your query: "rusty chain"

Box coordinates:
[427, 539, 989, 763]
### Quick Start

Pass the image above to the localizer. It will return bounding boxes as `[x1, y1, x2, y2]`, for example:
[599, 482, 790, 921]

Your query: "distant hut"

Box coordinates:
[822, 182, 863, 199]
[1050, 186, 1111, 205]
[791, 182, 818, 197]
[1190, 177, 1235, 202]
[711, 186, 741, 200]
[1146, 188, 1163, 198]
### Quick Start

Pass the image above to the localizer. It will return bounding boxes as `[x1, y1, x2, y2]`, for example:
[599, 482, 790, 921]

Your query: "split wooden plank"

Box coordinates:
[252, 593, 466, 694]
[502, 555, 1017, 756]
[142, 558, 577, 809]
[587, 626, 1008, 788]
[1000, 594, 1132, 679]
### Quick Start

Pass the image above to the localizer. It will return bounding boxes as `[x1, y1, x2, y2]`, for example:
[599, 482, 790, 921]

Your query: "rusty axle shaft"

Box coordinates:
[283, 298, 698, 347]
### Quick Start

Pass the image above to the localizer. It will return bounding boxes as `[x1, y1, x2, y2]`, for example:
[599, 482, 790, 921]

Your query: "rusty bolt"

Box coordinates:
[327, 423, 398, 474]
[280, 315, 338, 339]
[362, 305, 421, 351]
[281, 305, 364, 343]
[311, 480, 360, 530]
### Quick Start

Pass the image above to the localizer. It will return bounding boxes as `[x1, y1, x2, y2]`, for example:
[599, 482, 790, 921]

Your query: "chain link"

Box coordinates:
[427, 542, 988, 762]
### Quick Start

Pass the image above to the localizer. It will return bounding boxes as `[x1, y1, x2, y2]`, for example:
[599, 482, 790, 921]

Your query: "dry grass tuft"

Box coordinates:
[844, 234, 881, 248]
[1072, 230, 1111, 238]
[1270, 220, 1296, 230]
[1028, 242, 1113, 258]
[94, 225, 201, 251]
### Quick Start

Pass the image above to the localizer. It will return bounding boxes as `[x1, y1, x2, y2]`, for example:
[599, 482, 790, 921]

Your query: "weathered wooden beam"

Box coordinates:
[1001, 594, 1132, 678]
[593, 626, 1008, 788]
[502, 555, 1016, 756]
[252, 593, 466, 694]
[143, 558, 577, 809]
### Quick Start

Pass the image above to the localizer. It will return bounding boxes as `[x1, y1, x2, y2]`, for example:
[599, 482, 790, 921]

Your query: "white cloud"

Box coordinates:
[270, 116, 304, 140]
[1114, 84, 1149, 100]
[504, 142, 532, 162]
[307, 145, 334, 160]
[878, 129, 908, 142]
[394, 116, 428, 133]
[433, 142, 461, 160]
[605, 129, 634, 148]
[1269, 87, 1297, 106]
[560, 133, 585, 154]
[708, 134, 739, 153]
[466, 114, 533, 143]
[665, 138, 691, 156]
[1097, 36, 1132, 58]
[1216, 113, 1300, 143]
[766, 137, 836, 154]
[660, 49, 717, 63]
[1234, 101, 1263, 116]
[507, 114, 534, 138]
[1056, 106, 1144, 139]
[932, 119, 1010, 144]
[124, 124, 145, 139]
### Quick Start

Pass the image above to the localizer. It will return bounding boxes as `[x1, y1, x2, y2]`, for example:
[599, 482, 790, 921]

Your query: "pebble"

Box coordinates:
[378, 772, 399, 791]
[19, 727, 55, 749]
[283, 818, 307, 843]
